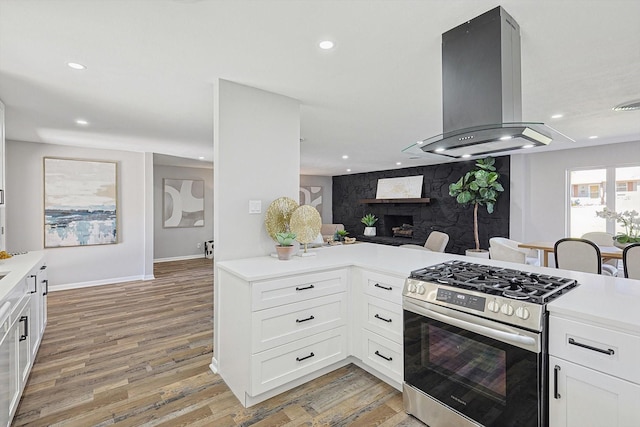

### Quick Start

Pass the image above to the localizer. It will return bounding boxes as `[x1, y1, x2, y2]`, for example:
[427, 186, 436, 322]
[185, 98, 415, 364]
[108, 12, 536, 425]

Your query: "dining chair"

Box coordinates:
[489, 237, 540, 265]
[581, 231, 619, 272]
[554, 238, 616, 276]
[424, 231, 449, 252]
[623, 243, 640, 279]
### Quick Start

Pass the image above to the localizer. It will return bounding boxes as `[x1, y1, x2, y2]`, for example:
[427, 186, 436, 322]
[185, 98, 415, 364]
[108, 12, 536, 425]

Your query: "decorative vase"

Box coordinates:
[465, 249, 490, 259]
[364, 227, 376, 237]
[275, 245, 295, 260]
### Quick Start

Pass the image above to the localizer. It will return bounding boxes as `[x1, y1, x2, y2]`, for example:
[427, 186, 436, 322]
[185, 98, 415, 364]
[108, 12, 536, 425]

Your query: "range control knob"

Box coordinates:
[408, 283, 417, 293]
[416, 284, 426, 295]
[500, 304, 514, 316]
[515, 306, 530, 320]
[487, 300, 500, 313]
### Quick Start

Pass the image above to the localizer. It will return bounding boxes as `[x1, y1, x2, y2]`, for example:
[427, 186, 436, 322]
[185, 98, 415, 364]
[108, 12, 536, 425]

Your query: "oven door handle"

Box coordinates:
[404, 300, 539, 351]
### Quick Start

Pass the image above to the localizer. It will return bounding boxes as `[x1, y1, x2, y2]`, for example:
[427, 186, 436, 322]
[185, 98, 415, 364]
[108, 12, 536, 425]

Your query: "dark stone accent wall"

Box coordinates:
[332, 156, 510, 254]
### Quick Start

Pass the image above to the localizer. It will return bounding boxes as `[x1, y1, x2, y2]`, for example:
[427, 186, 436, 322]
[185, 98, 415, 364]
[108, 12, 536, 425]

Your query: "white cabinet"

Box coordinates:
[0, 302, 15, 427]
[28, 263, 48, 358]
[358, 270, 404, 386]
[0, 99, 6, 251]
[218, 268, 349, 407]
[549, 315, 640, 427]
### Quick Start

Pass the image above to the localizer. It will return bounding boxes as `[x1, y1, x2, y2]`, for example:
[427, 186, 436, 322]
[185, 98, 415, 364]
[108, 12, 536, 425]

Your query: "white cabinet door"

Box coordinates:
[0, 302, 16, 427]
[549, 356, 640, 427]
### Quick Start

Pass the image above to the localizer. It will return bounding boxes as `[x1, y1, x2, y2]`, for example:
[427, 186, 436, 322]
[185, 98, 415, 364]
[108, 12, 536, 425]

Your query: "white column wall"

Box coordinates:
[212, 79, 300, 371]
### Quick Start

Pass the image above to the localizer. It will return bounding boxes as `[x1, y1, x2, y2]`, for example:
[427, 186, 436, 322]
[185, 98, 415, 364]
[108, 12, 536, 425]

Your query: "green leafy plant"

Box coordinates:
[337, 230, 349, 238]
[361, 213, 378, 227]
[448, 157, 504, 251]
[275, 231, 297, 246]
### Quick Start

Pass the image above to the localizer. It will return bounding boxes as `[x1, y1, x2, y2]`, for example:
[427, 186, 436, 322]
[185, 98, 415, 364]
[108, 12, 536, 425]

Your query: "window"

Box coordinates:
[569, 166, 640, 237]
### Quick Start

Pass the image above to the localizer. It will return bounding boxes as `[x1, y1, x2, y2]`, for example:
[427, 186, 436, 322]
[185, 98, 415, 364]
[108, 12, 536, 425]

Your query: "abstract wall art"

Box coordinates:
[299, 186, 323, 214]
[44, 157, 118, 248]
[163, 179, 205, 228]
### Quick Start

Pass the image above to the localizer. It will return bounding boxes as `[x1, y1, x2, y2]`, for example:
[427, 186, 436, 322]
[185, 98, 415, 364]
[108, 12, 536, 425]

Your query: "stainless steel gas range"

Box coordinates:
[402, 260, 579, 427]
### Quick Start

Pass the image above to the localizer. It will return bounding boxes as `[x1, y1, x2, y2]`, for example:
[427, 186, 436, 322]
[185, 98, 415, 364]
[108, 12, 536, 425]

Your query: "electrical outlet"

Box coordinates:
[197, 242, 201, 249]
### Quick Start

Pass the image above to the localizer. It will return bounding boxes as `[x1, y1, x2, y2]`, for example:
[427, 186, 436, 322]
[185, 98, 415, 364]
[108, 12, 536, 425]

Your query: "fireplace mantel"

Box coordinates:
[358, 198, 431, 204]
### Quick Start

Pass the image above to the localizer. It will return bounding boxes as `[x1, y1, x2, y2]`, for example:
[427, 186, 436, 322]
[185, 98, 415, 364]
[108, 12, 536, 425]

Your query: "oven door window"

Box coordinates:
[404, 309, 542, 427]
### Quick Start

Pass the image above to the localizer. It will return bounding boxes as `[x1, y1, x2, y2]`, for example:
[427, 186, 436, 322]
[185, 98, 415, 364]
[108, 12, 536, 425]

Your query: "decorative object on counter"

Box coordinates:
[44, 157, 117, 248]
[264, 197, 299, 240]
[289, 204, 322, 256]
[361, 213, 378, 236]
[274, 231, 297, 260]
[0, 250, 12, 260]
[595, 208, 640, 248]
[449, 156, 504, 256]
[163, 178, 205, 228]
[336, 229, 349, 242]
[343, 237, 356, 244]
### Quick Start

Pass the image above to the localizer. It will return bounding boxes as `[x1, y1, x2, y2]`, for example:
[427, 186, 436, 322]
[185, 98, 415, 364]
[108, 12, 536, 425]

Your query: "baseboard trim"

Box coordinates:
[50, 275, 146, 292]
[154, 254, 205, 263]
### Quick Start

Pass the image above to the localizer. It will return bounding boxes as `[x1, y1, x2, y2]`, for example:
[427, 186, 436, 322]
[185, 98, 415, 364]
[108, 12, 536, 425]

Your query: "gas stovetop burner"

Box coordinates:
[409, 260, 579, 305]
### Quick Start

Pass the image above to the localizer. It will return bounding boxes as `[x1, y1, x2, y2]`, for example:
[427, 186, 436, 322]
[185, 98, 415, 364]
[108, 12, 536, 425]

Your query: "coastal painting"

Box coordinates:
[44, 158, 117, 248]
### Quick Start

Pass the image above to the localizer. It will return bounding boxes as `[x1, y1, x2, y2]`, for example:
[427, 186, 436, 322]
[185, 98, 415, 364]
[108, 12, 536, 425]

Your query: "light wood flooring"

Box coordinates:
[12, 258, 422, 426]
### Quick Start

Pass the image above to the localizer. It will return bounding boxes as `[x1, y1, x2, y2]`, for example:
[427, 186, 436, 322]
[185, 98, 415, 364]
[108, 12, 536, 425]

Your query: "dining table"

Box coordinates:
[518, 241, 623, 267]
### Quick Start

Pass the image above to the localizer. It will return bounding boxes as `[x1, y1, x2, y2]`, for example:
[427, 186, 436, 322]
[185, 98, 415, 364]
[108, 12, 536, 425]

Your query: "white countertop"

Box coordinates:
[217, 243, 640, 335]
[0, 251, 45, 302]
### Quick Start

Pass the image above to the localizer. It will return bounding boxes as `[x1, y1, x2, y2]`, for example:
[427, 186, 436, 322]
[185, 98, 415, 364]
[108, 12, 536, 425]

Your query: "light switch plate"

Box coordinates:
[249, 200, 261, 214]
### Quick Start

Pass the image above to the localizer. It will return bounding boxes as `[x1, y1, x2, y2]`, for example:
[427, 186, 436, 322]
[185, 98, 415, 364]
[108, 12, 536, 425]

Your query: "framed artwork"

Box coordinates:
[44, 157, 118, 248]
[163, 179, 205, 228]
[299, 186, 323, 215]
[375, 176, 423, 199]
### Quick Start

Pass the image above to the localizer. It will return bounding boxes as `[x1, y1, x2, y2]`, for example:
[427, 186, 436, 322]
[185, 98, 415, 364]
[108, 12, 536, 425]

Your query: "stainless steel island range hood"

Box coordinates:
[404, 6, 572, 159]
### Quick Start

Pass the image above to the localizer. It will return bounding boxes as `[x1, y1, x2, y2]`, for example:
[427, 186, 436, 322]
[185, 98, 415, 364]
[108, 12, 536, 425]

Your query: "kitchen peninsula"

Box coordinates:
[215, 243, 640, 425]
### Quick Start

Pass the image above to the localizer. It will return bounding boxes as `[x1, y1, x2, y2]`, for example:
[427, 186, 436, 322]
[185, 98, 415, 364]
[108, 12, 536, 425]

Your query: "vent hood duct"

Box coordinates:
[404, 6, 572, 159]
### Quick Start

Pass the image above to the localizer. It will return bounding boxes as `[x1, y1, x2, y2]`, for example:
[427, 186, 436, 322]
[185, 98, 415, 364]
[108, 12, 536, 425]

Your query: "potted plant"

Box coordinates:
[361, 213, 378, 237]
[449, 157, 504, 257]
[596, 208, 640, 248]
[274, 231, 297, 260]
[336, 229, 349, 242]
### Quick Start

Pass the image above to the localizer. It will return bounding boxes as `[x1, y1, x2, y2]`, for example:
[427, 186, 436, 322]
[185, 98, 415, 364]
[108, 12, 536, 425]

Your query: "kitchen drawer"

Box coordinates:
[362, 295, 402, 343]
[250, 326, 347, 396]
[252, 293, 347, 352]
[362, 270, 404, 305]
[252, 269, 348, 310]
[549, 316, 640, 384]
[361, 329, 403, 383]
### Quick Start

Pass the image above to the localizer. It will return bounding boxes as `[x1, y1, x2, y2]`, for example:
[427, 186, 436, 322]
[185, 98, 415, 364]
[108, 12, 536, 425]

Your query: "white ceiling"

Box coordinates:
[1, 0, 639, 176]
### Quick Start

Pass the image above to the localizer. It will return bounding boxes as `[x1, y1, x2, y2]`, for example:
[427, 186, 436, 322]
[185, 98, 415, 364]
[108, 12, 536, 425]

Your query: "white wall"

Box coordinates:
[510, 140, 640, 243]
[154, 163, 213, 261]
[6, 140, 149, 288]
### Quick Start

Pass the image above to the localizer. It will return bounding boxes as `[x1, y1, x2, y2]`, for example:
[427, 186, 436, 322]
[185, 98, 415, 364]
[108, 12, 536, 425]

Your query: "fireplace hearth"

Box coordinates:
[383, 215, 413, 237]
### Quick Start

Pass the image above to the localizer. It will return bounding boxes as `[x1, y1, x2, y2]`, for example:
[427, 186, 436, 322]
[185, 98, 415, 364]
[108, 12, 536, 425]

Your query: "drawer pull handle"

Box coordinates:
[375, 350, 392, 361]
[296, 352, 315, 362]
[19, 316, 29, 341]
[554, 365, 561, 399]
[29, 275, 37, 294]
[43, 279, 49, 296]
[374, 314, 392, 323]
[374, 283, 392, 291]
[296, 315, 315, 323]
[295, 284, 315, 291]
[568, 337, 615, 355]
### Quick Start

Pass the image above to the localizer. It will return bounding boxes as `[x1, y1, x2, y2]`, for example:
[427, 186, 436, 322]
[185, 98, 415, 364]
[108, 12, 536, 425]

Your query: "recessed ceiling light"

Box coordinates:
[75, 119, 89, 126]
[416, 140, 424, 145]
[319, 40, 334, 50]
[346, 168, 351, 172]
[396, 162, 402, 166]
[198, 156, 205, 160]
[499, 136, 512, 141]
[342, 155, 349, 159]
[461, 154, 472, 158]
[551, 114, 563, 119]
[67, 62, 86, 70]
[434, 147, 445, 152]
[588, 135, 598, 139]
[522, 144, 534, 149]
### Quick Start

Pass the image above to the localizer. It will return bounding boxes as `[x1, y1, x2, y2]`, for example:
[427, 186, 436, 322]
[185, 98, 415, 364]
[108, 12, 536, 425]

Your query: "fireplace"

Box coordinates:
[383, 215, 413, 238]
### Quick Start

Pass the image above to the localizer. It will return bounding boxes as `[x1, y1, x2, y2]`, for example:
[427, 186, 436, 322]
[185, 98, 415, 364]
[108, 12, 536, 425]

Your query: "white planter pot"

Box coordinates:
[465, 249, 490, 259]
[364, 227, 376, 237]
